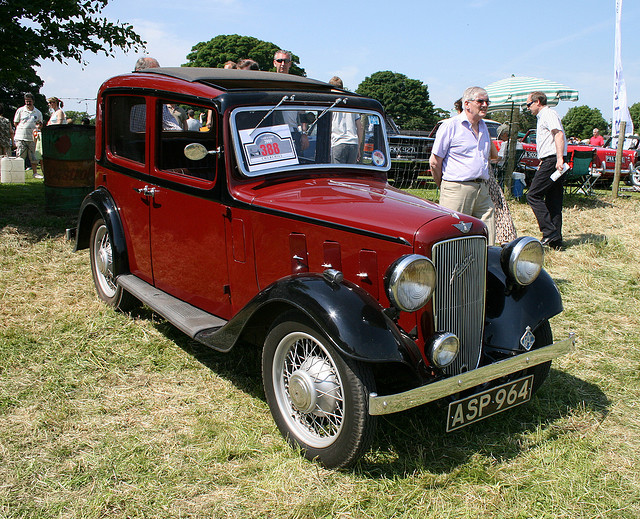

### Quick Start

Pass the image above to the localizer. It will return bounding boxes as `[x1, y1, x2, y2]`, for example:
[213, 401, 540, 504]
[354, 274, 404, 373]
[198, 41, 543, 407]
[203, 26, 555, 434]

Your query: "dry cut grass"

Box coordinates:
[1, 180, 639, 518]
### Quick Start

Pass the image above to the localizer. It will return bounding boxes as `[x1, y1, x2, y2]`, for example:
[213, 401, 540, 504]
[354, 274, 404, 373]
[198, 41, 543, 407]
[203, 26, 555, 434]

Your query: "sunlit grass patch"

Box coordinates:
[1, 181, 639, 518]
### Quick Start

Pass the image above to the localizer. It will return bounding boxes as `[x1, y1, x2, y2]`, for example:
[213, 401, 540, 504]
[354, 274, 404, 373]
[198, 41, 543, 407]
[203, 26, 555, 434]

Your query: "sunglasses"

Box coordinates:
[526, 101, 536, 108]
[472, 99, 490, 106]
[275, 58, 290, 63]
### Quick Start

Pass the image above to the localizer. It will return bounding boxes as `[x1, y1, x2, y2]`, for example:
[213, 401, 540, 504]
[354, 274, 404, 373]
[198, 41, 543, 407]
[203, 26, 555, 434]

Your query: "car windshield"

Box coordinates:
[231, 105, 390, 177]
[605, 135, 639, 150]
[485, 121, 500, 139]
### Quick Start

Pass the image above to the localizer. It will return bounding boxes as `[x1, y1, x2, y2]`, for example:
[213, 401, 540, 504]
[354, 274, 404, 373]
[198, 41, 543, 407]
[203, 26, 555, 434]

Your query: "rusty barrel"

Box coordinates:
[42, 124, 96, 215]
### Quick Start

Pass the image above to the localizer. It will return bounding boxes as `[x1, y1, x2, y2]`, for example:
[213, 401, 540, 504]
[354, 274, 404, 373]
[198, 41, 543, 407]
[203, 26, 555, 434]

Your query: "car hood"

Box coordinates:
[238, 177, 472, 245]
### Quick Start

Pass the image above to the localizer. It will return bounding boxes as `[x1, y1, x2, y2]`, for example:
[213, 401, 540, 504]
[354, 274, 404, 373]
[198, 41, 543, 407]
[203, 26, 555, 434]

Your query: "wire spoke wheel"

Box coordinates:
[92, 222, 117, 298]
[89, 218, 138, 312]
[274, 331, 345, 448]
[263, 313, 376, 468]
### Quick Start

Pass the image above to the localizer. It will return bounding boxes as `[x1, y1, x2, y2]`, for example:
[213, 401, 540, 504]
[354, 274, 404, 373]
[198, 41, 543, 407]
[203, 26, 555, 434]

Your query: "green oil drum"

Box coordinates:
[42, 125, 96, 215]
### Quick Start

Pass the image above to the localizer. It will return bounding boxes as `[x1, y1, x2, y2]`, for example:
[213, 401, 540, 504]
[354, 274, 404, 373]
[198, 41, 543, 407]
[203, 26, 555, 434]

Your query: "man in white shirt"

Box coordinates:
[328, 76, 363, 163]
[13, 94, 43, 178]
[525, 91, 567, 249]
[430, 86, 497, 245]
[186, 110, 202, 131]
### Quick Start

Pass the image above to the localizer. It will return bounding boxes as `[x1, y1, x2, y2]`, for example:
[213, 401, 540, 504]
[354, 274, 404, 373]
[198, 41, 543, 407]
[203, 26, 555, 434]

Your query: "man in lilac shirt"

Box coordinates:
[429, 86, 497, 245]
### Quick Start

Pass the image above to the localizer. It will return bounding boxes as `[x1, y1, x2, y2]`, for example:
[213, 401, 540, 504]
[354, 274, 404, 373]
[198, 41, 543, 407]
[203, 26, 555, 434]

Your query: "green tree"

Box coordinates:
[628, 102, 640, 134]
[488, 109, 537, 134]
[356, 71, 437, 131]
[433, 107, 451, 121]
[562, 105, 608, 140]
[65, 111, 95, 125]
[183, 34, 306, 76]
[1, 0, 144, 114]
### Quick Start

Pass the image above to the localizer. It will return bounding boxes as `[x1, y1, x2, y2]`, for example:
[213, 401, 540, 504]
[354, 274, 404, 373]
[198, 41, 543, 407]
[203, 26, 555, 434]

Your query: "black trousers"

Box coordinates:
[526, 156, 564, 241]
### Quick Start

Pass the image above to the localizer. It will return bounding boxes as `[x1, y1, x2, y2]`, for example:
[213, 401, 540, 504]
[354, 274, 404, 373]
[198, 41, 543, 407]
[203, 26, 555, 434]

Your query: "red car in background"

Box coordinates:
[520, 130, 640, 186]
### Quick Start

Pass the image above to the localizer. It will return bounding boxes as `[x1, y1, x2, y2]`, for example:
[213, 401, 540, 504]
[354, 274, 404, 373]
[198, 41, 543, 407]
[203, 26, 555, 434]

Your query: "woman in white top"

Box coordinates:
[47, 97, 66, 125]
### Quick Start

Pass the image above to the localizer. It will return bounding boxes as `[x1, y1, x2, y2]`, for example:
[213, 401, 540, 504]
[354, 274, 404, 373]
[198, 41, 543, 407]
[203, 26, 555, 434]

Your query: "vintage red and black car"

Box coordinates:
[72, 68, 573, 468]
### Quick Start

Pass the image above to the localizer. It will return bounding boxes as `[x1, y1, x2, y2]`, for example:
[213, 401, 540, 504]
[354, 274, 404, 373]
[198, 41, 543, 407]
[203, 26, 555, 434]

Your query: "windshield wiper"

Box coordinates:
[306, 97, 347, 135]
[250, 95, 295, 136]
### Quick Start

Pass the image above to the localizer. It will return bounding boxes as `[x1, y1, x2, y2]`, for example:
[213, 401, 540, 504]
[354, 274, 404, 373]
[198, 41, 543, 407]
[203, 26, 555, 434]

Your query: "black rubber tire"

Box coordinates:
[262, 312, 376, 469]
[89, 218, 138, 312]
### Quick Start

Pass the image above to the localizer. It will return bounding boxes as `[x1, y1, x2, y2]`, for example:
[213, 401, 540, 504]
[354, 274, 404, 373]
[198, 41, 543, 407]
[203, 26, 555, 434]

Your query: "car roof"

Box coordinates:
[134, 67, 337, 93]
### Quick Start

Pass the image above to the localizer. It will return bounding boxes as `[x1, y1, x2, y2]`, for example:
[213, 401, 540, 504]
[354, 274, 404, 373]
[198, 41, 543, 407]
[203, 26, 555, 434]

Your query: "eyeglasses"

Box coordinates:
[274, 58, 290, 63]
[472, 99, 490, 106]
[526, 101, 536, 108]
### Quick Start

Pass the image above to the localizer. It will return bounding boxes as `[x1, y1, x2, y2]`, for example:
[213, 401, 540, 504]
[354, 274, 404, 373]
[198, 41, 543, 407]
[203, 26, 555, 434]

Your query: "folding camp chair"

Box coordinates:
[564, 148, 597, 195]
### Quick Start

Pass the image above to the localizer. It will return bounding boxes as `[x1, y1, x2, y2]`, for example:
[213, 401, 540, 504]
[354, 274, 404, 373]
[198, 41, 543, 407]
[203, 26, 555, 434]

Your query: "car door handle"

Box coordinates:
[133, 186, 158, 197]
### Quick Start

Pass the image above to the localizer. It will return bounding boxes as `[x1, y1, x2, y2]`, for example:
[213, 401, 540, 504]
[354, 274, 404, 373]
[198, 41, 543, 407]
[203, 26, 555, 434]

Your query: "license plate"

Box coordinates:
[446, 375, 534, 432]
[390, 145, 416, 154]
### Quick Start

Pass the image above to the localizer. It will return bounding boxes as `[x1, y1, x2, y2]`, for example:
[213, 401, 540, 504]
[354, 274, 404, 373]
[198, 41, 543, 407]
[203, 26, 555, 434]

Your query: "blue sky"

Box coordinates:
[37, 0, 640, 124]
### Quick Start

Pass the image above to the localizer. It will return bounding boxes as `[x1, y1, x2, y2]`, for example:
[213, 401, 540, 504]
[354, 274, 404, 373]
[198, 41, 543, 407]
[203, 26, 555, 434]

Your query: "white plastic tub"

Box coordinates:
[1, 157, 26, 184]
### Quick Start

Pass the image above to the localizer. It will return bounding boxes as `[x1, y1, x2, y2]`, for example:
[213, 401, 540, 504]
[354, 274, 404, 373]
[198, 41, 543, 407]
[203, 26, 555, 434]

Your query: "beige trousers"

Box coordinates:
[439, 180, 496, 245]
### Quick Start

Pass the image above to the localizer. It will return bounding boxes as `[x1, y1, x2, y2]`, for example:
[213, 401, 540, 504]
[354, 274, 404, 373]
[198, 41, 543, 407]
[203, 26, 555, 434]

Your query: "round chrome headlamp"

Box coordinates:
[384, 254, 436, 313]
[428, 332, 459, 368]
[501, 236, 544, 286]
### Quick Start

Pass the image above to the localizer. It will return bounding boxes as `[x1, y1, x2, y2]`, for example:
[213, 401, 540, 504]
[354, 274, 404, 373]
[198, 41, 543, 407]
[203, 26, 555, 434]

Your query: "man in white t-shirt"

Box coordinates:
[328, 77, 363, 163]
[525, 91, 567, 249]
[186, 110, 202, 131]
[13, 93, 43, 178]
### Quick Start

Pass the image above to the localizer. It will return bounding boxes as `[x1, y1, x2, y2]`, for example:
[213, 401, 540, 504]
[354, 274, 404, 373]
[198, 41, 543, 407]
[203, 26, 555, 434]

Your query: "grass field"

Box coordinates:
[1, 177, 639, 518]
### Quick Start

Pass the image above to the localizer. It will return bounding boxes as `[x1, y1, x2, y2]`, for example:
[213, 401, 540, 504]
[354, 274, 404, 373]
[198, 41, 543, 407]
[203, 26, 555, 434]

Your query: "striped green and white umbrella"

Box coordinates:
[485, 75, 579, 112]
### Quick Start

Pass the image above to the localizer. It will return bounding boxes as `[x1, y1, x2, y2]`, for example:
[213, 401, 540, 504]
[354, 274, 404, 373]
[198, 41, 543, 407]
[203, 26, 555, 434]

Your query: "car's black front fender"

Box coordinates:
[75, 188, 129, 277]
[196, 273, 424, 374]
[484, 246, 563, 354]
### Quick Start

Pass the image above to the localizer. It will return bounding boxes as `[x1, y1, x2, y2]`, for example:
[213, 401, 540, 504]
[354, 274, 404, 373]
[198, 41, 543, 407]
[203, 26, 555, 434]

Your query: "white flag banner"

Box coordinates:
[613, 0, 633, 139]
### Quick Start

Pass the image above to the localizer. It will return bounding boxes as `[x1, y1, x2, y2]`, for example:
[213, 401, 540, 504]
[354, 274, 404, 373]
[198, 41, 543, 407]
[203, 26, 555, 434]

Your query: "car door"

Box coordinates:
[147, 99, 231, 318]
[103, 94, 153, 284]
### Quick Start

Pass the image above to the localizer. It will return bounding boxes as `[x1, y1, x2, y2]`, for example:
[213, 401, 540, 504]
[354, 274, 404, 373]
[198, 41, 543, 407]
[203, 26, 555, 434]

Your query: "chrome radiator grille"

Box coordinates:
[431, 236, 487, 376]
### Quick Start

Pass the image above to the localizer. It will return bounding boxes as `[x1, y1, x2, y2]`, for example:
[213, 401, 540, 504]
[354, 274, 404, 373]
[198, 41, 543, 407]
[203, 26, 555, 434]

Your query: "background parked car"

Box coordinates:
[520, 129, 640, 186]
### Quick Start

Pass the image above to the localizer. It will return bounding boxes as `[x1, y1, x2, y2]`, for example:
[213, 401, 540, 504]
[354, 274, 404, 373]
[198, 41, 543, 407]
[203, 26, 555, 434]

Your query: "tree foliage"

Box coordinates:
[184, 34, 306, 76]
[628, 102, 640, 135]
[65, 111, 95, 125]
[0, 0, 145, 113]
[561, 105, 609, 140]
[356, 71, 437, 131]
[488, 109, 537, 133]
[433, 107, 451, 121]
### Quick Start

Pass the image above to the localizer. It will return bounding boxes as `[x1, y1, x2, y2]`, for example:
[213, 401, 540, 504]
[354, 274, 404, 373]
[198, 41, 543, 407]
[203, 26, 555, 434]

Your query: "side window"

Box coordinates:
[157, 101, 218, 181]
[108, 96, 146, 164]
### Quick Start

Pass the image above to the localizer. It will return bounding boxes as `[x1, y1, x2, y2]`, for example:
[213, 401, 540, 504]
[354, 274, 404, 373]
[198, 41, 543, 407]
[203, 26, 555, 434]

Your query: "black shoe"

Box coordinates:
[541, 239, 563, 250]
[540, 235, 561, 246]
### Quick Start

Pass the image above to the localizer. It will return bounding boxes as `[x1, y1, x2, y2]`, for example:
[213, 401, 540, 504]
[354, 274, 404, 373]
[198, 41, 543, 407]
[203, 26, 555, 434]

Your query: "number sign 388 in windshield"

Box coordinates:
[240, 124, 298, 173]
